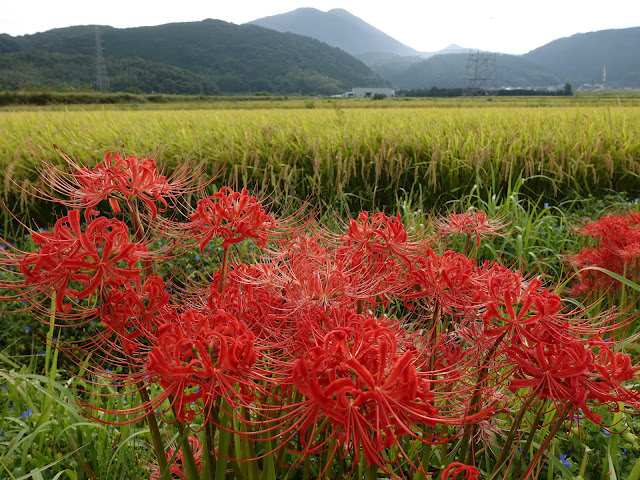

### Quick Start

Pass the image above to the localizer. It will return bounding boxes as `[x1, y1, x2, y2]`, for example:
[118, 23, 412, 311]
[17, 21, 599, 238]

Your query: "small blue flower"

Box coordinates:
[38, 351, 46, 355]
[544, 203, 549, 208]
[20, 408, 34, 419]
[603, 428, 611, 437]
[559, 454, 571, 468]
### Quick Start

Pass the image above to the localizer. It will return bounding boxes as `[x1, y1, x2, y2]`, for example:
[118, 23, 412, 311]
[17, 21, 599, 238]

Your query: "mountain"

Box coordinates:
[2, 12, 638, 94]
[249, 8, 420, 60]
[0, 20, 386, 94]
[390, 53, 562, 90]
[250, 9, 639, 90]
[523, 27, 640, 88]
[392, 27, 640, 90]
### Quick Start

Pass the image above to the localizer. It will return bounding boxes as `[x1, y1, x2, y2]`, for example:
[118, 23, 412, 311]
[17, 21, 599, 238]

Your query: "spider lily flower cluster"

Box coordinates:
[568, 211, 640, 298]
[2, 150, 640, 480]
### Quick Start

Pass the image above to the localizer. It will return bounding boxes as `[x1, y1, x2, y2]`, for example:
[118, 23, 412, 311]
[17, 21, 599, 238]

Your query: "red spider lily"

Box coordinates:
[508, 339, 594, 402]
[39, 149, 205, 221]
[435, 210, 509, 247]
[186, 187, 276, 252]
[405, 249, 480, 311]
[440, 462, 480, 480]
[505, 336, 640, 424]
[593, 345, 638, 384]
[334, 212, 425, 305]
[101, 275, 172, 353]
[478, 265, 565, 341]
[236, 234, 392, 317]
[288, 316, 438, 469]
[150, 435, 202, 480]
[145, 308, 258, 422]
[18, 210, 146, 313]
[567, 212, 640, 295]
[338, 211, 421, 263]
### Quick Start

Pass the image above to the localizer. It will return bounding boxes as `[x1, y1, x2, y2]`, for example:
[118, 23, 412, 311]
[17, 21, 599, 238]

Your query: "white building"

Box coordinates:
[345, 88, 395, 98]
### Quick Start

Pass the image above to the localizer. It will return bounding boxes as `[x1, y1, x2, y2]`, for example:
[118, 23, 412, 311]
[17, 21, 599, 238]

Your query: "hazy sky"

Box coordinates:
[1, 1, 638, 54]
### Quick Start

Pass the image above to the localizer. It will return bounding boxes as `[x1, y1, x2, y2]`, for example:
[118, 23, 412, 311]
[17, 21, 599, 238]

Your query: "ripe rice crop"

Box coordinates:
[1, 105, 639, 224]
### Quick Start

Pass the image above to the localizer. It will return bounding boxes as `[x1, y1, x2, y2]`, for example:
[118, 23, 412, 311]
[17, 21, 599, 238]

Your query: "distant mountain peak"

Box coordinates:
[249, 8, 419, 59]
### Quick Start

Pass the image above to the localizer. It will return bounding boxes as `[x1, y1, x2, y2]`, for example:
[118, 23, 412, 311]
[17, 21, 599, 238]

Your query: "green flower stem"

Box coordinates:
[417, 431, 434, 480]
[137, 380, 169, 475]
[176, 421, 202, 480]
[203, 400, 221, 480]
[511, 400, 547, 478]
[517, 411, 566, 480]
[489, 394, 536, 480]
[365, 462, 378, 480]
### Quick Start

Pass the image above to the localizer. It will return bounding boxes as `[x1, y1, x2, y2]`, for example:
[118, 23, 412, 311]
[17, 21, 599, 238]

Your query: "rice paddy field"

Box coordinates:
[2, 94, 640, 480]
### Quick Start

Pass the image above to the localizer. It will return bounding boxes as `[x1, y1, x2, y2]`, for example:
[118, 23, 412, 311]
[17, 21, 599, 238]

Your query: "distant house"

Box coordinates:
[345, 88, 395, 98]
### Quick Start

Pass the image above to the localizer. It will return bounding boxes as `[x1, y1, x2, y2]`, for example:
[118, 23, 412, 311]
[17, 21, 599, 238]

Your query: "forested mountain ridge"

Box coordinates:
[523, 27, 640, 87]
[0, 20, 386, 94]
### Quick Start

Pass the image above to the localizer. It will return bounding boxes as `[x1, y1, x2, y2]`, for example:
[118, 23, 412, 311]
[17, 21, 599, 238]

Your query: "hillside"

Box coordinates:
[375, 53, 561, 90]
[390, 27, 640, 89]
[0, 21, 386, 94]
[249, 8, 419, 61]
[523, 27, 640, 87]
[0, 50, 217, 94]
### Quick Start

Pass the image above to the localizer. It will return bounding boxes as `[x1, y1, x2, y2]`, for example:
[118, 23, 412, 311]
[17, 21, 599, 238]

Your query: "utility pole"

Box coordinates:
[95, 27, 110, 92]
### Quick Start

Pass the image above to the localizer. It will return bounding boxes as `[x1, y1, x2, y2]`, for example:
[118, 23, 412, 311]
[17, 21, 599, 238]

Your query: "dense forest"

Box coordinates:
[0, 21, 386, 95]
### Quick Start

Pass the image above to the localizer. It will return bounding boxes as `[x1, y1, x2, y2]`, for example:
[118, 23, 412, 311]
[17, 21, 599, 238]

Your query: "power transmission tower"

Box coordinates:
[464, 50, 496, 96]
[95, 27, 110, 92]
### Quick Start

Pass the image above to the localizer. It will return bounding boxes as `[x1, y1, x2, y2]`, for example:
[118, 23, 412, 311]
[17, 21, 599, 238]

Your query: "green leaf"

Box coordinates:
[582, 266, 640, 292]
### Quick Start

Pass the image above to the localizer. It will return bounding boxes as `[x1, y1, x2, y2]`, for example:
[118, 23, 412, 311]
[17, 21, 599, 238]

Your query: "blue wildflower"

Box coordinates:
[20, 408, 34, 419]
[559, 454, 571, 468]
